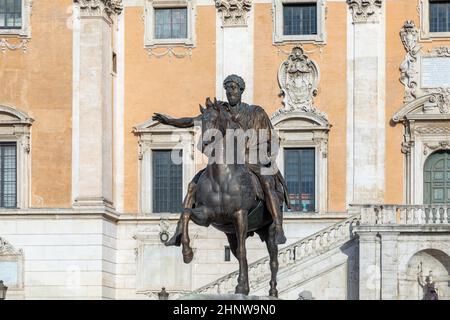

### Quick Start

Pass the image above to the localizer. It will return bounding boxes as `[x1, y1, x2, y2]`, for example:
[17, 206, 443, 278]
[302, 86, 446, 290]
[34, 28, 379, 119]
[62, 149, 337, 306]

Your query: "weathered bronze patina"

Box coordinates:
[152, 75, 290, 297]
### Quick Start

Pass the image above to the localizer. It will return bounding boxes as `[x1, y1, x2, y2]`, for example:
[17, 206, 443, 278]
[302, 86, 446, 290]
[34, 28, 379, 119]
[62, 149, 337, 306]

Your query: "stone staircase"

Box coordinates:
[192, 214, 361, 296]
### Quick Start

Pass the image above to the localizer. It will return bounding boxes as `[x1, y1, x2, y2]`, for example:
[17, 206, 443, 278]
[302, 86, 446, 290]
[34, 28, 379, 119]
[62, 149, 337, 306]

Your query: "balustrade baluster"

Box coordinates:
[442, 206, 448, 224]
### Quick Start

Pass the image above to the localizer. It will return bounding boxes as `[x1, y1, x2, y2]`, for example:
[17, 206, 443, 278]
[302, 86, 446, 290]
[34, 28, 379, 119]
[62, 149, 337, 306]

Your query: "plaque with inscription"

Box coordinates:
[422, 57, 450, 88]
[0, 261, 18, 286]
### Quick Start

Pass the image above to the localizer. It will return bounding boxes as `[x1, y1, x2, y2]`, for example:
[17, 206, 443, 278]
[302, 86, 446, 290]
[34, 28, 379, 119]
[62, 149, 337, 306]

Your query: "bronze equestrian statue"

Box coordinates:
[152, 75, 291, 297]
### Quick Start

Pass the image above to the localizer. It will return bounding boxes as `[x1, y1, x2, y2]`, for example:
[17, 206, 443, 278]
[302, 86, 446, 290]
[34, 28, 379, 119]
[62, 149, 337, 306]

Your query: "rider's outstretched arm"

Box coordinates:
[153, 114, 201, 128]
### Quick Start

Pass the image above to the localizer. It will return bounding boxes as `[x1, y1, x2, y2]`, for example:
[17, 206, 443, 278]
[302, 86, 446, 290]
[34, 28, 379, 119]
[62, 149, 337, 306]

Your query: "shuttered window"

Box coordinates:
[0, 142, 16, 208]
[0, 0, 21, 29]
[284, 148, 315, 212]
[152, 150, 183, 213]
[430, 0, 450, 32]
[283, 3, 317, 36]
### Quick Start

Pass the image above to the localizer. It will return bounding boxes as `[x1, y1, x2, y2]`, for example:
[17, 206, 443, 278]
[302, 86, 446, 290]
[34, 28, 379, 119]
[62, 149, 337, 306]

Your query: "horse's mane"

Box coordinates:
[202, 97, 243, 132]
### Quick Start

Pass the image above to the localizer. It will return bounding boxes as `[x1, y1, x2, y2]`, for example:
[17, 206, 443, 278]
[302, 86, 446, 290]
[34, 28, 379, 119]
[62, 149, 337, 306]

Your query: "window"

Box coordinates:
[284, 148, 315, 212]
[0, 105, 32, 209]
[420, 0, 450, 38]
[152, 150, 183, 213]
[0, 0, 31, 37]
[224, 246, 231, 262]
[273, 0, 325, 44]
[429, 1, 450, 33]
[134, 118, 196, 215]
[0, 0, 22, 29]
[155, 8, 187, 39]
[283, 3, 317, 36]
[144, 0, 195, 47]
[0, 142, 16, 208]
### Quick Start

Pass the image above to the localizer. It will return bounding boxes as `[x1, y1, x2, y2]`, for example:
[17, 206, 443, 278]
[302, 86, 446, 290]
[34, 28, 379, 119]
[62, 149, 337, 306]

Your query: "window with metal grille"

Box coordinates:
[284, 148, 315, 212]
[0, 142, 16, 208]
[283, 3, 317, 36]
[155, 7, 187, 39]
[430, 0, 450, 32]
[0, 0, 22, 29]
[152, 150, 183, 213]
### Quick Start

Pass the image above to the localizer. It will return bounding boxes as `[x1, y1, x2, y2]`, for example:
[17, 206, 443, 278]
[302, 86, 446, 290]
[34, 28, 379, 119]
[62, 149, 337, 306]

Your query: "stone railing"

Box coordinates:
[193, 214, 360, 295]
[358, 205, 450, 225]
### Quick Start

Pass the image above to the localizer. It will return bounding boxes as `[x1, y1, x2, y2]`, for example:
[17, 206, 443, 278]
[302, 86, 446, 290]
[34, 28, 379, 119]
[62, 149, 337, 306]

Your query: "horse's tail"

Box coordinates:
[276, 170, 292, 210]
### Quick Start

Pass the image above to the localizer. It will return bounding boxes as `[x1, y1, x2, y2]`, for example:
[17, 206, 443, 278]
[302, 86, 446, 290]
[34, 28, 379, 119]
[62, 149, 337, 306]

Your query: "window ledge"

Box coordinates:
[273, 34, 326, 45]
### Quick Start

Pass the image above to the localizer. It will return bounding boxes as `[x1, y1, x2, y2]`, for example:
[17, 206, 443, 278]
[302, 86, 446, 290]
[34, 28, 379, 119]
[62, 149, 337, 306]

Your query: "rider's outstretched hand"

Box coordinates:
[153, 113, 169, 125]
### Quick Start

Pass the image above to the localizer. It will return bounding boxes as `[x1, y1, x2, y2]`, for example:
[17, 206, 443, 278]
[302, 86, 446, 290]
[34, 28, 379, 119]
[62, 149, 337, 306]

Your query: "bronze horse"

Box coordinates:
[177, 98, 282, 297]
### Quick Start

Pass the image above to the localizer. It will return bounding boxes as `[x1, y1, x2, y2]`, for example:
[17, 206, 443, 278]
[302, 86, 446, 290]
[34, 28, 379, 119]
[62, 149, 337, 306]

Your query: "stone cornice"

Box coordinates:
[347, 0, 382, 23]
[74, 0, 123, 19]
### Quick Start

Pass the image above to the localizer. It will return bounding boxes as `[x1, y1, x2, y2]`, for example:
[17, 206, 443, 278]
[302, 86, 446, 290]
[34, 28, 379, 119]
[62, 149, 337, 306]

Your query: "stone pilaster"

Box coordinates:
[72, 0, 122, 209]
[347, 0, 385, 205]
[358, 232, 381, 300]
[379, 232, 400, 300]
[215, 0, 254, 103]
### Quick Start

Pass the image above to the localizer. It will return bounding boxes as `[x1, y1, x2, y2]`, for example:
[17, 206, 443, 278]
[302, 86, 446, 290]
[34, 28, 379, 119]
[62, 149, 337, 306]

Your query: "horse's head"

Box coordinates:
[199, 97, 231, 149]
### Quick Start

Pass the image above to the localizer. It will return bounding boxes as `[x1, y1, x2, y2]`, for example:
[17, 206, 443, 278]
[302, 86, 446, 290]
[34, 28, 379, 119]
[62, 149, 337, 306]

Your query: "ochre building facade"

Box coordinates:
[0, 0, 449, 300]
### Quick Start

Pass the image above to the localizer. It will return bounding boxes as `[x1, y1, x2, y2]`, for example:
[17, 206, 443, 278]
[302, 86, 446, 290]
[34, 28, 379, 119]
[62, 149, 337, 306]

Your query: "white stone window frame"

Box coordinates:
[272, 111, 330, 214]
[0, 0, 32, 38]
[419, 0, 450, 40]
[144, 0, 196, 48]
[0, 105, 33, 210]
[273, 0, 326, 45]
[134, 120, 197, 215]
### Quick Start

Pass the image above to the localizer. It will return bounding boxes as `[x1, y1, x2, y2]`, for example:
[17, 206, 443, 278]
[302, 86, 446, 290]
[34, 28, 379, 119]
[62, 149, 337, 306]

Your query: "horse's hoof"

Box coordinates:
[183, 248, 194, 264]
[235, 286, 250, 295]
[269, 289, 278, 298]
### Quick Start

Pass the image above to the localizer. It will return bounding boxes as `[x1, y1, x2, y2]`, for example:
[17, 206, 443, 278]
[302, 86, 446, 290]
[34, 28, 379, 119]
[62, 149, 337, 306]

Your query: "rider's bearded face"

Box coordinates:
[225, 82, 242, 106]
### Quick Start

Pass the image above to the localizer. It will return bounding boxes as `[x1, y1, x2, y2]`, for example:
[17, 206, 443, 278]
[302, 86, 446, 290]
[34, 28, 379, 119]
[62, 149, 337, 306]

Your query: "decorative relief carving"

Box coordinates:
[423, 91, 450, 114]
[272, 46, 328, 122]
[146, 47, 192, 59]
[423, 141, 450, 155]
[347, 0, 382, 23]
[400, 21, 422, 103]
[74, 0, 123, 19]
[401, 141, 413, 155]
[0, 39, 29, 53]
[399, 20, 450, 107]
[415, 126, 450, 135]
[215, 0, 252, 26]
[0, 237, 23, 256]
[431, 46, 450, 57]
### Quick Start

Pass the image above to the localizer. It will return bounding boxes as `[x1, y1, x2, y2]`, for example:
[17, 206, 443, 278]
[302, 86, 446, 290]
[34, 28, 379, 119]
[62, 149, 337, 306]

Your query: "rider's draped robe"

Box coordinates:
[196, 102, 291, 208]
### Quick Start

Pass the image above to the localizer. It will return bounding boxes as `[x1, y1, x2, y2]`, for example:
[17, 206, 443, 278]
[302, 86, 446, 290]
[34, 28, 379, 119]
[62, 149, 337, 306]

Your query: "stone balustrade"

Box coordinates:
[358, 205, 450, 225]
[193, 214, 360, 295]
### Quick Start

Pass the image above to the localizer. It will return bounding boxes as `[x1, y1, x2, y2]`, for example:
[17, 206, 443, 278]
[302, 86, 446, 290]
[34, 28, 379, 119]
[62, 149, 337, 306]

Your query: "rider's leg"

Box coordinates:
[260, 175, 287, 245]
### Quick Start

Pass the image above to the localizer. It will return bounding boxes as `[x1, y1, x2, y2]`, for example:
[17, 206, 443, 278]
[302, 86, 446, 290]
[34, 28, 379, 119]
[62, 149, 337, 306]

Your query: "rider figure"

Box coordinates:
[153, 74, 290, 245]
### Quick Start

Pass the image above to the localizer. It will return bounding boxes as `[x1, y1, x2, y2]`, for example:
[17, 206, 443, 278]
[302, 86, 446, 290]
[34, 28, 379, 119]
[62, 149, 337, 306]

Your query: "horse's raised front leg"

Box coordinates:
[266, 223, 279, 298]
[234, 209, 249, 295]
[180, 206, 213, 264]
[180, 208, 194, 264]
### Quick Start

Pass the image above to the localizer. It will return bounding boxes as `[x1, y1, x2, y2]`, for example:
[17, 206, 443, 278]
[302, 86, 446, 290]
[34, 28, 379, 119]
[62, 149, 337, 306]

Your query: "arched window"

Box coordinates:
[424, 150, 450, 205]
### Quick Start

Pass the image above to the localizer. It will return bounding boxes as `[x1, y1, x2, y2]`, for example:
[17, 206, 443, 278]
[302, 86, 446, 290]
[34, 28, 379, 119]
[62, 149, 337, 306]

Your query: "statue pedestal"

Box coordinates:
[178, 293, 279, 300]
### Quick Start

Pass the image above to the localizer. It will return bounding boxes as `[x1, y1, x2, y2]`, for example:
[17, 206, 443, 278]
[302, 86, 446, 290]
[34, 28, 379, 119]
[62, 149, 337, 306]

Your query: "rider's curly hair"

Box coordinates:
[223, 74, 246, 92]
